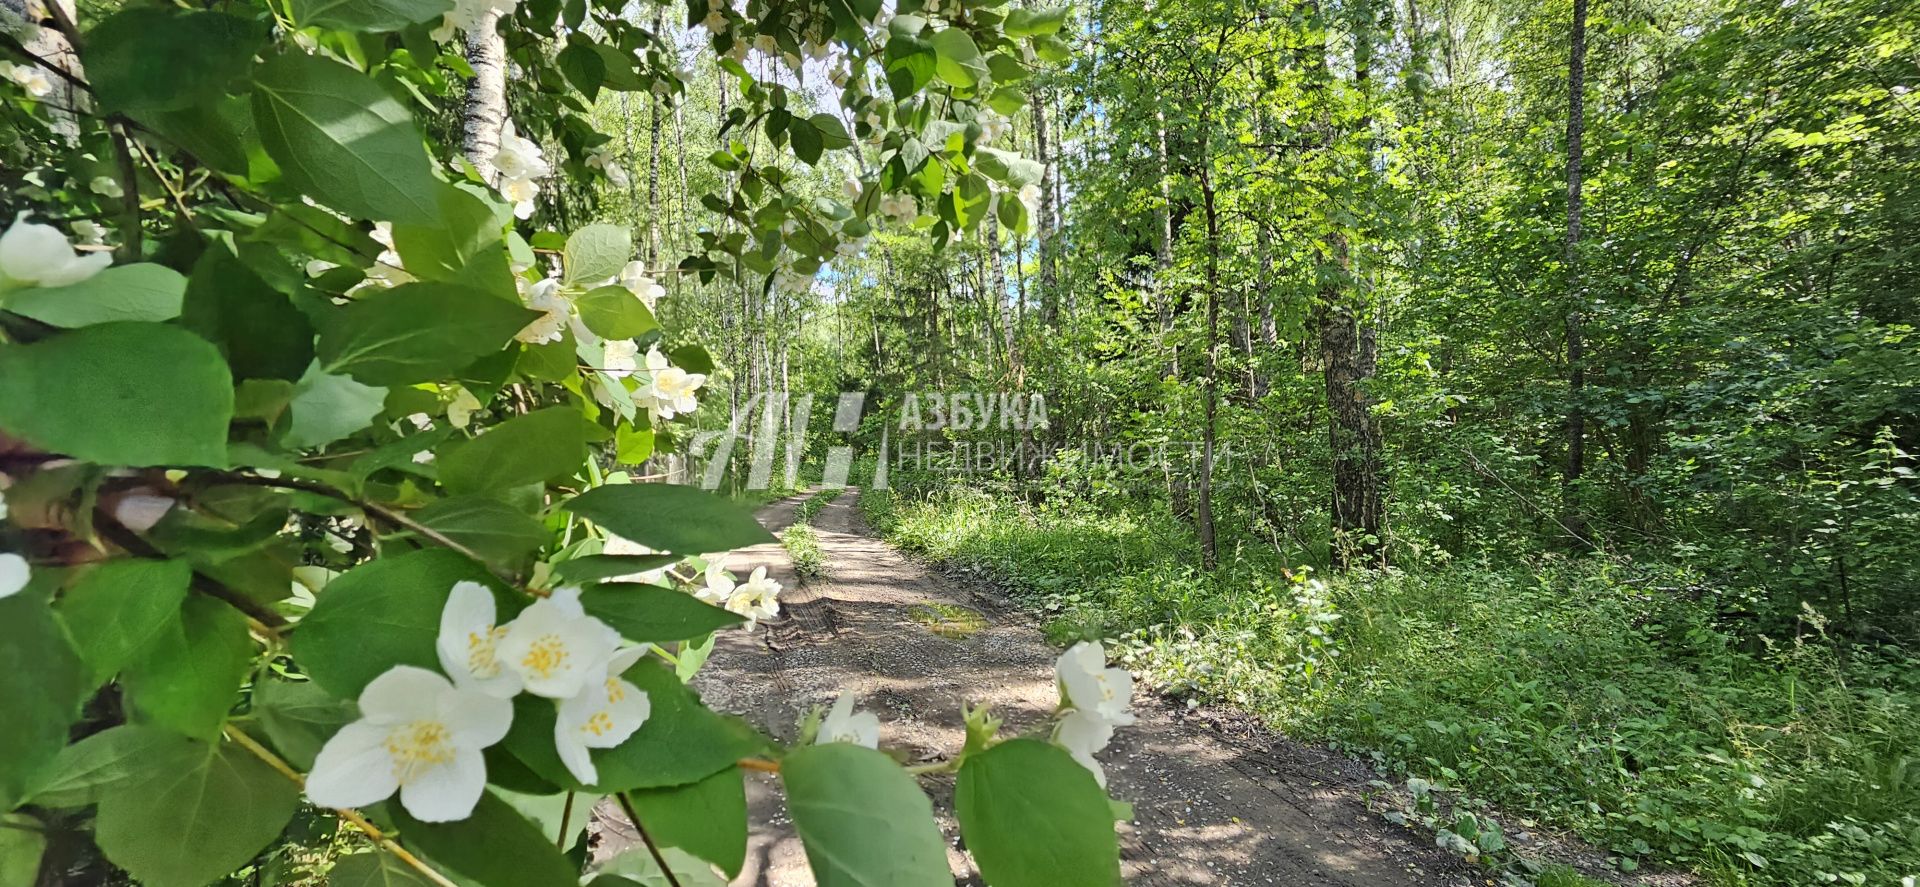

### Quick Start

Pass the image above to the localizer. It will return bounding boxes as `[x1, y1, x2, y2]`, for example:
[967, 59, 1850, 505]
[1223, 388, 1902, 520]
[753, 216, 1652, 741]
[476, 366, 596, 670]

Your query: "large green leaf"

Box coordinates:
[292, 549, 513, 698]
[391, 182, 511, 286]
[182, 245, 314, 382]
[548, 553, 679, 585]
[0, 594, 85, 812]
[0, 813, 45, 884]
[4, 264, 187, 328]
[94, 738, 299, 887]
[392, 791, 576, 887]
[575, 286, 659, 339]
[315, 282, 537, 386]
[409, 495, 550, 568]
[29, 726, 193, 809]
[252, 51, 441, 224]
[580, 583, 744, 643]
[56, 558, 191, 687]
[560, 484, 774, 555]
[438, 407, 589, 494]
[289, 0, 452, 32]
[930, 27, 985, 88]
[253, 678, 358, 770]
[505, 658, 767, 792]
[329, 851, 435, 887]
[0, 322, 233, 467]
[781, 743, 953, 887]
[284, 362, 388, 449]
[625, 766, 748, 877]
[121, 596, 254, 740]
[954, 739, 1120, 887]
[592, 848, 727, 887]
[1003, 6, 1069, 37]
[564, 224, 633, 285]
[85, 8, 262, 114]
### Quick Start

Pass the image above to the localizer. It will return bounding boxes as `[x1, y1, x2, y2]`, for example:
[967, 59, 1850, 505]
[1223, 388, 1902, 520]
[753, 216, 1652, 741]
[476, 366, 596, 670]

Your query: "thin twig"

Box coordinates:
[614, 792, 684, 887]
[735, 757, 780, 774]
[92, 513, 290, 632]
[556, 790, 575, 849]
[222, 726, 461, 887]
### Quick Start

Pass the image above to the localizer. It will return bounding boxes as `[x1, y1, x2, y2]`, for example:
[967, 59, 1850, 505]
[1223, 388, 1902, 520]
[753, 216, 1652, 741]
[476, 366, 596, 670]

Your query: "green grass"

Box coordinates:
[781, 523, 825, 578]
[857, 485, 1920, 887]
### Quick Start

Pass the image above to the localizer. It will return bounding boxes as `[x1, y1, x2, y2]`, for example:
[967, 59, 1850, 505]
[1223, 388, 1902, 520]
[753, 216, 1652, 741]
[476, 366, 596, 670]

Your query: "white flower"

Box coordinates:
[446, 386, 483, 427]
[816, 693, 879, 748]
[515, 277, 572, 344]
[412, 450, 436, 464]
[0, 61, 53, 98]
[112, 492, 174, 533]
[493, 121, 550, 182]
[979, 113, 1008, 144]
[70, 220, 105, 244]
[642, 347, 705, 419]
[696, 563, 736, 605]
[725, 566, 780, 628]
[701, 8, 728, 33]
[497, 586, 621, 699]
[305, 665, 513, 822]
[841, 171, 863, 200]
[0, 215, 112, 290]
[436, 581, 523, 698]
[1018, 183, 1043, 218]
[603, 339, 641, 378]
[1055, 641, 1135, 726]
[89, 176, 122, 199]
[878, 194, 918, 225]
[553, 645, 653, 784]
[363, 222, 414, 287]
[1054, 709, 1115, 788]
[407, 412, 434, 430]
[586, 146, 630, 188]
[603, 534, 672, 585]
[0, 553, 29, 599]
[305, 259, 339, 278]
[615, 261, 665, 309]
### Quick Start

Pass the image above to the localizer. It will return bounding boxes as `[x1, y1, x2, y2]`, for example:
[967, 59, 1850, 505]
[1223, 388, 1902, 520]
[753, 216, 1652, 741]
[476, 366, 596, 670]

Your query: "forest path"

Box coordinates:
[597, 489, 1479, 886]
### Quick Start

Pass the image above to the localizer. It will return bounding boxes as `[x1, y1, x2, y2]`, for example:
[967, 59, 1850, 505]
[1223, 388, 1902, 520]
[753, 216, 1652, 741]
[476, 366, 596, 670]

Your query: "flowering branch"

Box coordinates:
[221, 726, 460, 887]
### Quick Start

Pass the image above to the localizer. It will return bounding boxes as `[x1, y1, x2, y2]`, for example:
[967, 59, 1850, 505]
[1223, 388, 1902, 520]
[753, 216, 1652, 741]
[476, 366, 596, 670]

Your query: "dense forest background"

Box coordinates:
[550, 0, 1919, 882]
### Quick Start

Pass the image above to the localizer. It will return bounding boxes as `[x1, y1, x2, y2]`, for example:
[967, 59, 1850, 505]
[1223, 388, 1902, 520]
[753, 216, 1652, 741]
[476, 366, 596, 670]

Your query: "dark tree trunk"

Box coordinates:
[1563, 0, 1590, 541]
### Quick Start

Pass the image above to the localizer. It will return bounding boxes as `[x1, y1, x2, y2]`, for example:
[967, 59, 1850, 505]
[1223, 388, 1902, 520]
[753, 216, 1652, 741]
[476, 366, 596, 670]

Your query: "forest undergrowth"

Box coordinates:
[858, 482, 1920, 887]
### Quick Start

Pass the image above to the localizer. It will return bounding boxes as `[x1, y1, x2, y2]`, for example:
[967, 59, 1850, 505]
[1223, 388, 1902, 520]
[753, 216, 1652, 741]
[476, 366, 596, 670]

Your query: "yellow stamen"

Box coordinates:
[384, 720, 455, 785]
[520, 633, 570, 679]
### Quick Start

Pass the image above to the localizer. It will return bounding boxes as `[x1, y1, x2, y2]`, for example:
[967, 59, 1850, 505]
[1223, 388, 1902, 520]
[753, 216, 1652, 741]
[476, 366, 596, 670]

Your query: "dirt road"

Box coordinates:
[596, 489, 1481, 886]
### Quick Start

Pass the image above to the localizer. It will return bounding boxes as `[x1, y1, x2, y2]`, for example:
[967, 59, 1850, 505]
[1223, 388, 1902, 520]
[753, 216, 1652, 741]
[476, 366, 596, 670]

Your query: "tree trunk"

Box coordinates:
[1030, 88, 1059, 326]
[462, 13, 509, 186]
[1562, 0, 1590, 540]
[1197, 170, 1222, 570]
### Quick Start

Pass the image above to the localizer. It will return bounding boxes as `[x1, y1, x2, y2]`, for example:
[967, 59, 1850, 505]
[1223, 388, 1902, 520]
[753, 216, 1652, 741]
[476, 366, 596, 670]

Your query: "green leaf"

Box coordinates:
[505, 658, 767, 792]
[391, 790, 577, 887]
[290, 0, 452, 32]
[561, 484, 774, 555]
[27, 725, 197, 809]
[438, 406, 589, 494]
[1003, 5, 1069, 37]
[576, 286, 659, 339]
[791, 118, 825, 165]
[988, 85, 1027, 115]
[557, 43, 607, 102]
[0, 594, 85, 811]
[884, 34, 937, 99]
[4, 264, 187, 328]
[182, 245, 314, 381]
[285, 362, 388, 449]
[781, 743, 952, 887]
[930, 27, 985, 88]
[954, 739, 1121, 887]
[56, 558, 191, 687]
[0, 813, 45, 887]
[253, 678, 358, 770]
[614, 425, 655, 465]
[593, 848, 727, 887]
[565, 224, 634, 285]
[410, 496, 550, 567]
[493, 787, 599, 852]
[85, 9, 263, 114]
[121, 596, 253, 740]
[94, 738, 299, 887]
[810, 113, 853, 149]
[581, 583, 744, 643]
[329, 851, 435, 887]
[292, 549, 511, 698]
[669, 343, 715, 375]
[252, 51, 441, 224]
[973, 147, 1045, 188]
[625, 767, 748, 877]
[316, 282, 538, 385]
[0, 322, 233, 468]
[391, 183, 512, 286]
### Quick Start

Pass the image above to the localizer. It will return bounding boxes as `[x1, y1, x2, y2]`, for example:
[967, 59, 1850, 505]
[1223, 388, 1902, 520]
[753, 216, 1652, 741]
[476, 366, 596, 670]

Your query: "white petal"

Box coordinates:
[37, 251, 111, 288]
[0, 553, 28, 599]
[554, 720, 598, 785]
[306, 722, 401, 809]
[437, 581, 499, 682]
[1055, 709, 1115, 756]
[357, 666, 450, 724]
[398, 747, 488, 822]
[437, 684, 515, 748]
